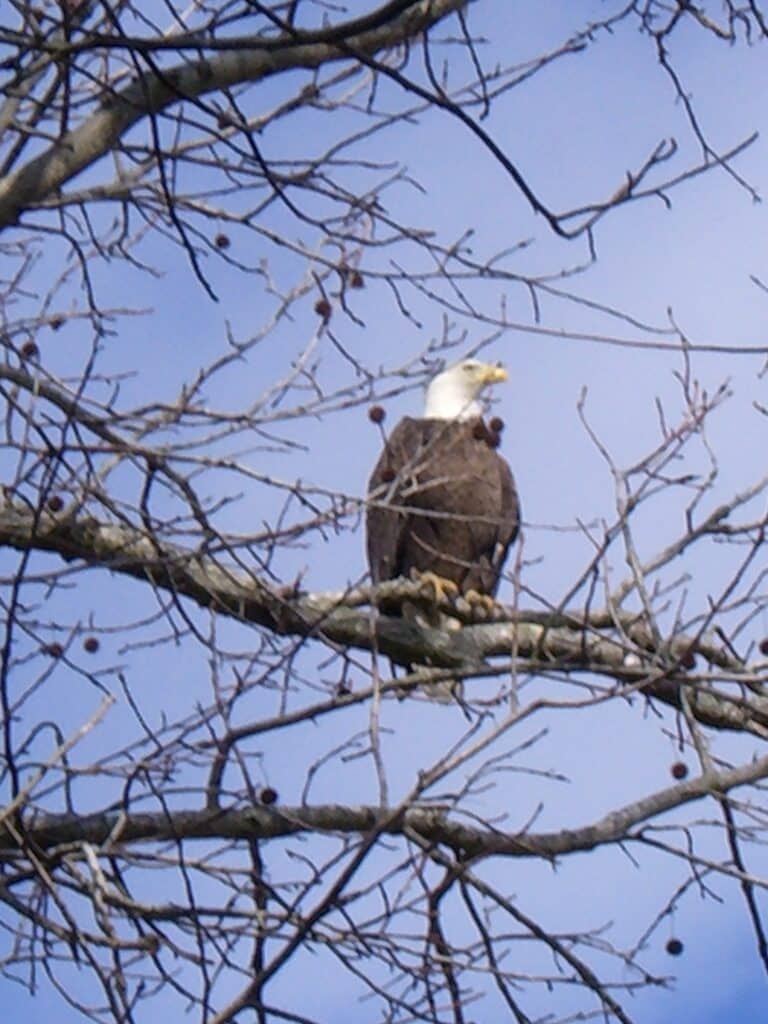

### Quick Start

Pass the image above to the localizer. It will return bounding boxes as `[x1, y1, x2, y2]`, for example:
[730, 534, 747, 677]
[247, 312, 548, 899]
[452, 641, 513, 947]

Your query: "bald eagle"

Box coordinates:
[366, 359, 520, 696]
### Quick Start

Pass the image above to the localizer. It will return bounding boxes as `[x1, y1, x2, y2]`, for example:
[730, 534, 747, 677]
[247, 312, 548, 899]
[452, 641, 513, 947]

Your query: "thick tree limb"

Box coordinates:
[0, 0, 466, 228]
[9, 751, 768, 858]
[2, 499, 768, 735]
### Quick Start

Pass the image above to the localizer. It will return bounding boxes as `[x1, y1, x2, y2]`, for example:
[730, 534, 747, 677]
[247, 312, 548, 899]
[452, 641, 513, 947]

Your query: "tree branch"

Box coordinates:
[0, 0, 466, 228]
[2, 498, 767, 735]
[11, 751, 768, 859]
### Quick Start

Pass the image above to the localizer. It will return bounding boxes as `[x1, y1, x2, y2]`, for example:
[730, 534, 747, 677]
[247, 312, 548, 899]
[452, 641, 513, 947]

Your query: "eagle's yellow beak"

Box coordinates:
[480, 364, 508, 385]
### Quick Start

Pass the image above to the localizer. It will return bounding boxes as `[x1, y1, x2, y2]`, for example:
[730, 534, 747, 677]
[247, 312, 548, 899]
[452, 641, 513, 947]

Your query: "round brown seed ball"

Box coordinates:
[314, 297, 332, 321]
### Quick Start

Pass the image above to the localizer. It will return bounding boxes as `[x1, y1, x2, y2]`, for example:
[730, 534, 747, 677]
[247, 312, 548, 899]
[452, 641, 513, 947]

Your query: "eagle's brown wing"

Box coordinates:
[483, 453, 520, 596]
[365, 417, 422, 585]
[366, 418, 519, 596]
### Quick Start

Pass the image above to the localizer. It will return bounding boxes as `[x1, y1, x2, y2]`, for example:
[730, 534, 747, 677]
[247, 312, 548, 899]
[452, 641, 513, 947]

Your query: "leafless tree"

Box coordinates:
[1, 2, 768, 1022]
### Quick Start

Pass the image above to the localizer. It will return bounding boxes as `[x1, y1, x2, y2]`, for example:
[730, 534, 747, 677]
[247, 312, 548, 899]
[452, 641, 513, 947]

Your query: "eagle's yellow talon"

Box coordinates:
[463, 589, 500, 622]
[464, 589, 497, 613]
[417, 571, 459, 603]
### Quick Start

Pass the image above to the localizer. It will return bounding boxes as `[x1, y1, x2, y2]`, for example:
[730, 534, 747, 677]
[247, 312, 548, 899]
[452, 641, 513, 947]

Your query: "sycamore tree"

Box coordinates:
[1, 2, 768, 1022]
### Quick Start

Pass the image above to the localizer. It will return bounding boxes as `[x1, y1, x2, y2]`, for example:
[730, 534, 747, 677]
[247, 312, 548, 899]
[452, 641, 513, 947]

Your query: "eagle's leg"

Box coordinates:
[409, 569, 459, 605]
[463, 589, 501, 620]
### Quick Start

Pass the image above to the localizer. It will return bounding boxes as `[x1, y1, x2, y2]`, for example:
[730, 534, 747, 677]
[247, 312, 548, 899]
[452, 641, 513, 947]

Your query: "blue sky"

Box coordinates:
[3, 2, 768, 1021]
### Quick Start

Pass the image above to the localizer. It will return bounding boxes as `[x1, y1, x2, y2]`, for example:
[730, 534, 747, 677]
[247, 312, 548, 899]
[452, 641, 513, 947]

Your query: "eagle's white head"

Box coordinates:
[423, 358, 508, 421]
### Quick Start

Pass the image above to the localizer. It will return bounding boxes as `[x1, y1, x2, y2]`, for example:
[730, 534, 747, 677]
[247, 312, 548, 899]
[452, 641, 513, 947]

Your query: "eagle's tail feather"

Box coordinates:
[401, 599, 464, 703]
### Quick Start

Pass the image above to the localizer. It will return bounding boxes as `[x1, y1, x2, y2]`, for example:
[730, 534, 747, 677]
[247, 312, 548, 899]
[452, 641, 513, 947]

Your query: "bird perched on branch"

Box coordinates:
[366, 358, 520, 700]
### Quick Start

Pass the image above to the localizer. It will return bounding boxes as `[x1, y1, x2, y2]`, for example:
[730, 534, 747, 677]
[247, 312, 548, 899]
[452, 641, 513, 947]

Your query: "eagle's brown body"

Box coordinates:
[366, 417, 520, 596]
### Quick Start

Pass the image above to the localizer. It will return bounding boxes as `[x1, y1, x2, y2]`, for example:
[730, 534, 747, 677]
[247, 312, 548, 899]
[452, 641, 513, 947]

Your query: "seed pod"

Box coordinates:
[314, 298, 332, 321]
